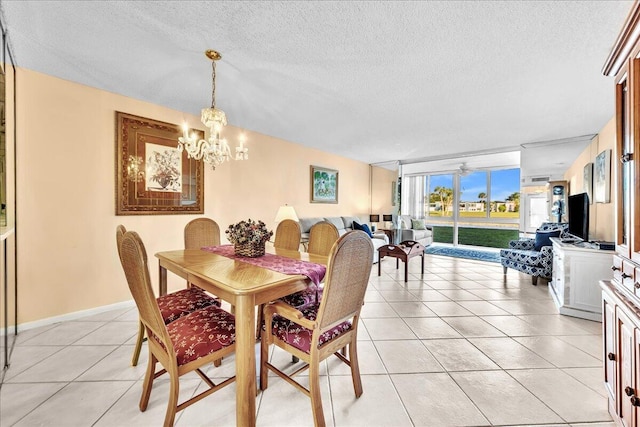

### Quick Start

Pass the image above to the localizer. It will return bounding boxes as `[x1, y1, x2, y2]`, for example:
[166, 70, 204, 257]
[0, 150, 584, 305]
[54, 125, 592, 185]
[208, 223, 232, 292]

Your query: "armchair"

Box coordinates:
[500, 222, 568, 285]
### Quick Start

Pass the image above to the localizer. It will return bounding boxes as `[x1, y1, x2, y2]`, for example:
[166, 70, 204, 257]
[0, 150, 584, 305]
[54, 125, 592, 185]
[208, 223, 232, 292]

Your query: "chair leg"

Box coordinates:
[139, 353, 156, 411]
[502, 266, 507, 275]
[256, 304, 265, 340]
[131, 320, 145, 366]
[260, 328, 270, 391]
[531, 276, 538, 286]
[309, 358, 326, 427]
[348, 341, 363, 398]
[163, 369, 179, 427]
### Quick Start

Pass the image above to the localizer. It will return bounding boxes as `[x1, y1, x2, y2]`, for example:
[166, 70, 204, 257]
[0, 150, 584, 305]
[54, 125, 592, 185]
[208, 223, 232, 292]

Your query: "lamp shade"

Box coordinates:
[275, 205, 299, 222]
[369, 214, 380, 223]
[383, 214, 393, 222]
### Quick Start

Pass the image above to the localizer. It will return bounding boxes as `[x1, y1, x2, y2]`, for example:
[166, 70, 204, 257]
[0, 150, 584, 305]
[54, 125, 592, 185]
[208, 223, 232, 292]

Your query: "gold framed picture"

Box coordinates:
[115, 112, 204, 215]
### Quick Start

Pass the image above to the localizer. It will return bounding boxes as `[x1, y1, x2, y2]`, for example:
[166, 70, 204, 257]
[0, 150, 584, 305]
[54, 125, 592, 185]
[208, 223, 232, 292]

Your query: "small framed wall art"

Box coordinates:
[594, 149, 611, 203]
[391, 181, 397, 206]
[115, 112, 204, 215]
[583, 162, 593, 204]
[310, 165, 338, 204]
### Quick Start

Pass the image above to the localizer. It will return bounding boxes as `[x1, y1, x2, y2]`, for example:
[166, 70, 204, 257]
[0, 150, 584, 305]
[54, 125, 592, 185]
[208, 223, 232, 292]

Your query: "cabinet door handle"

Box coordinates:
[612, 265, 621, 271]
[622, 273, 632, 279]
[632, 396, 640, 407]
[635, 282, 640, 289]
[626, 386, 635, 396]
[621, 153, 634, 163]
[608, 352, 616, 361]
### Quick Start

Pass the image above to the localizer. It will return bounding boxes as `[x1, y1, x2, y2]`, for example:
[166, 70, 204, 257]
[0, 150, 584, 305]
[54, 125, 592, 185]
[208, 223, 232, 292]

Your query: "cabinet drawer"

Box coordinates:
[612, 255, 624, 285]
[612, 256, 635, 292]
[623, 261, 636, 293]
[635, 266, 640, 294]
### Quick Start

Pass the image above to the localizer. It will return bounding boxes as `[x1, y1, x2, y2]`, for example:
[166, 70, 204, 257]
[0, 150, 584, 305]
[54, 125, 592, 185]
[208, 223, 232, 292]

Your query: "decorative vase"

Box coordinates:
[234, 242, 266, 258]
[156, 174, 173, 189]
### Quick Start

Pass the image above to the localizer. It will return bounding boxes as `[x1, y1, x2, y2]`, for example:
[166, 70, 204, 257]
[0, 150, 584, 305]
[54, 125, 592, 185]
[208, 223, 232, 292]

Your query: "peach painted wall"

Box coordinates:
[563, 117, 616, 241]
[16, 68, 386, 324]
[371, 166, 398, 221]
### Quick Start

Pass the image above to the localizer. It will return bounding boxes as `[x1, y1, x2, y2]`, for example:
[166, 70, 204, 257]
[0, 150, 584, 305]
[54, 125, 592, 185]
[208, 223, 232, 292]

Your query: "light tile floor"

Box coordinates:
[0, 254, 615, 426]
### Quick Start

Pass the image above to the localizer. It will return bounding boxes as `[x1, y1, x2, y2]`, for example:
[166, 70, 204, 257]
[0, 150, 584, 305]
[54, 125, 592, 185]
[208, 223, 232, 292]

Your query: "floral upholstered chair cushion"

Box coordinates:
[157, 287, 220, 324]
[158, 304, 236, 366]
[500, 222, 568, 285]
[270, 304, 352, 354]
[279, 285, 322, 310]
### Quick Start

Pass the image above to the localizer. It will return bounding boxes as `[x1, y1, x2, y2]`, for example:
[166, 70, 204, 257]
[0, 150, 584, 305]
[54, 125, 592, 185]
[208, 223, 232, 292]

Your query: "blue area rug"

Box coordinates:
[424, 245, 501, 263]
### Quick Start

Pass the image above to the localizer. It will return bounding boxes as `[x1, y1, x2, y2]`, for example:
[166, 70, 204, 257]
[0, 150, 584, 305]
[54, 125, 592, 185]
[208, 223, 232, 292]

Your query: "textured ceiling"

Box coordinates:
[0, 1, 633, 176]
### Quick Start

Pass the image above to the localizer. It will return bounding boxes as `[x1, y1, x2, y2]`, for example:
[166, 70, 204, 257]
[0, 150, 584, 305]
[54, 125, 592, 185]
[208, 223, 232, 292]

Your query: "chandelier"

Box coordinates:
[177, 49, 247, 169]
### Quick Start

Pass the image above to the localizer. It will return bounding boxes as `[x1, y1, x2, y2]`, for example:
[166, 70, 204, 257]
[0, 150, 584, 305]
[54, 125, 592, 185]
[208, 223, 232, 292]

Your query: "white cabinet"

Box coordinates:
[550, 237, 614, 321]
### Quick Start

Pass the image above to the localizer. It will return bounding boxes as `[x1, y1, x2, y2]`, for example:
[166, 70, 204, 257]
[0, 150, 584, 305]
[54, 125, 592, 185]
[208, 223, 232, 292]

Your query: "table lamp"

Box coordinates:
[369, 214, 380, 231]
[275, 204, 299, 223]
[383, 214, 392, 229]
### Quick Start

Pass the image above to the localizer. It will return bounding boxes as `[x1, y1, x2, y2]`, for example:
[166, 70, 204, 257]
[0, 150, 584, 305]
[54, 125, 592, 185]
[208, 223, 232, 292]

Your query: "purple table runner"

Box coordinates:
[201, 245, 326, 286]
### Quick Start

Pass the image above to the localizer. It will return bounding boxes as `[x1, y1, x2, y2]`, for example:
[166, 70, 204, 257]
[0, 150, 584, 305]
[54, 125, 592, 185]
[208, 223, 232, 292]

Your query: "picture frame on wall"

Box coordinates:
[391, 181, 397, 206]
[583, 162, 593, 204]
[310, 165, 338, 203]
[594, 149, 611, 203]
[115, 112, 204, 215]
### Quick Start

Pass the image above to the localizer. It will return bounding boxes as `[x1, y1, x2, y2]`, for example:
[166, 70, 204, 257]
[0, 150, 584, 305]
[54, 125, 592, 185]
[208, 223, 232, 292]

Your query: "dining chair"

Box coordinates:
[119, 230, 236, 427]
[255, 219, 302, 338]
[278, 220, 338, 310]
[116, 225, 220, 367]
[274, 221, 339, 362]
[274, 219, 302, 251]
[183, 217, 224, 306]
[260, 230, 374, 427]
[184, 218, 221, 249]
[307, 221, 339, 256]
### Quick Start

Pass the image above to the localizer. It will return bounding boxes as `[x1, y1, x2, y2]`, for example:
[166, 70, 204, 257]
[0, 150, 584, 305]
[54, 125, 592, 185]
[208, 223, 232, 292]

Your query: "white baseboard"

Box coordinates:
[0, 300, 136, 336]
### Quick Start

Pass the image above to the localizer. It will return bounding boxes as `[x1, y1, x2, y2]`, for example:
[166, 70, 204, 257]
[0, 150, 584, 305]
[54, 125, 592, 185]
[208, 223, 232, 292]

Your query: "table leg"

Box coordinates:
[158, 264, 167, 296]
[378, 257, 382, 276]
[404, 256, 408, 283]
[421, 254, 425, 275]
[235, 294, 257, 427]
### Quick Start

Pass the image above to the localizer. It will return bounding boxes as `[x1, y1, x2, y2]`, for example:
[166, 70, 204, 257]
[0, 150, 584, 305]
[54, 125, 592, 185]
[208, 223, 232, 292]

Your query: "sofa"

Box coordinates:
[398, 215, 434, 247]
[298, 216, 389, 263]
[500, 222, 569, 285]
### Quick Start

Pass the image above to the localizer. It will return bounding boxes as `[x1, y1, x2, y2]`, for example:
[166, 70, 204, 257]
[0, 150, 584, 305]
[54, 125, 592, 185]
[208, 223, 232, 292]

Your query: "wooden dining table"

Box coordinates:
[155, 246, 327, 427]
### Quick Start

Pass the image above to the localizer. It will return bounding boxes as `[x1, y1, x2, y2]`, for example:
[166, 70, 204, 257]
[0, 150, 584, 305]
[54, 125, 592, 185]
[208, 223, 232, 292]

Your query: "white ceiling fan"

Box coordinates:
[458, 162, 472, 176]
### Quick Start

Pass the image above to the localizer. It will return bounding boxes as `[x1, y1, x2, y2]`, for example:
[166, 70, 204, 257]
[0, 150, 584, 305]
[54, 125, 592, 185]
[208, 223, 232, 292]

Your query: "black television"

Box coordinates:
[567, 192, 589, 242]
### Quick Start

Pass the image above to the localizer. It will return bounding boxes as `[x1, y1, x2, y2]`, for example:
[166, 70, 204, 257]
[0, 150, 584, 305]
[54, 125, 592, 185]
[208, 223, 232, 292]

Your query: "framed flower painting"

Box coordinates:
[115, 112, 204, 215]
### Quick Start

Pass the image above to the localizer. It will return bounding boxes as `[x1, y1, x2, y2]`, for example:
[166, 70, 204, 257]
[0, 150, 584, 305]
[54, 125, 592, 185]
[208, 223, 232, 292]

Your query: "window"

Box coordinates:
[459, 171, 488, 217]
[427, 174, 454, 219]
[490, 169, 520, 219]
[404, 167, 520, 248]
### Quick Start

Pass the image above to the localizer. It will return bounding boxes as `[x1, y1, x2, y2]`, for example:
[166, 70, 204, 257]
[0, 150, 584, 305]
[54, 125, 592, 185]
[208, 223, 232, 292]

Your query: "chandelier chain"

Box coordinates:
[211, 60, 217, 109]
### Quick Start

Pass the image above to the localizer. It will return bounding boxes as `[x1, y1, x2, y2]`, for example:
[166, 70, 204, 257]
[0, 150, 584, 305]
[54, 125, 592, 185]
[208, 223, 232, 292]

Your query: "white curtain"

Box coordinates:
[402, 175, 425, 218]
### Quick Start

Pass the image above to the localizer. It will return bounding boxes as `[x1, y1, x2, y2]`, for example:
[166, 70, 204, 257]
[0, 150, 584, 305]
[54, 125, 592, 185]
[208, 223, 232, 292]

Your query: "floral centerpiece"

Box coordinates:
[225, 219, 273, 258]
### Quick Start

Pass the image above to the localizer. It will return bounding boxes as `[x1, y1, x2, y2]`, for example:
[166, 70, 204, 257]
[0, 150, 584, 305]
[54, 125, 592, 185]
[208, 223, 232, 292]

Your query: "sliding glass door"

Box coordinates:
[405, 168, 520, 248]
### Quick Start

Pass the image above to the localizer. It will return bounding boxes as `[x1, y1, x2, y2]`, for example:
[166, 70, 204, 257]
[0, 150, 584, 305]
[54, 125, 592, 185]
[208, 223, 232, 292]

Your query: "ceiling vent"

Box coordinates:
[522, 175, 550, 186]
